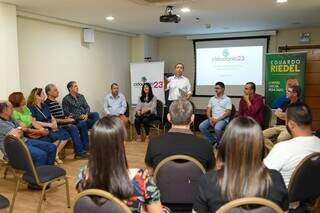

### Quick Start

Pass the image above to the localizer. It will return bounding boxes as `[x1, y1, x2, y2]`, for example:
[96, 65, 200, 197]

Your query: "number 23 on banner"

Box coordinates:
[153, 81, 163, 88]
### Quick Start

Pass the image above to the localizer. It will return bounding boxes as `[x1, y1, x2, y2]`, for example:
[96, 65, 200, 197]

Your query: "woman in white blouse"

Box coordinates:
[135, 83, 157, 142]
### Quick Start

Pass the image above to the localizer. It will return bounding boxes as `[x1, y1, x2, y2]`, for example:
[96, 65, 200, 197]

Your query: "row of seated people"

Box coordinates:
[75, 99, 320, 212]
[0, 82, 100, 166]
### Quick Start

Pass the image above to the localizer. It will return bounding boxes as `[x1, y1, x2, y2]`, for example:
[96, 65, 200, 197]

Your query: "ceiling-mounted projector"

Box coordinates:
[160, 6, 181, 23]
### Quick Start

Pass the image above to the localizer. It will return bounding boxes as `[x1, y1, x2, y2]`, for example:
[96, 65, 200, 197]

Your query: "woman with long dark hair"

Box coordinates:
[193, 117, 288, 212]
[76, 116, 167, 213]
[134, 83, 157, 142]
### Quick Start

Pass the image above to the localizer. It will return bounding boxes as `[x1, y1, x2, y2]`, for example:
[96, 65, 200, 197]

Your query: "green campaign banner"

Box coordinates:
[265, 52, 307, 107]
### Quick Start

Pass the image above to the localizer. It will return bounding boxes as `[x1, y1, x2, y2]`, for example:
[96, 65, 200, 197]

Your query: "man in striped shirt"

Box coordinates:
[45, 84, 89, 159]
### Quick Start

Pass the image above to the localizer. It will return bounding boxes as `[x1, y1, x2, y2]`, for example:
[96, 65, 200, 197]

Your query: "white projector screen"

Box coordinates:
[194, 37, 268, 96]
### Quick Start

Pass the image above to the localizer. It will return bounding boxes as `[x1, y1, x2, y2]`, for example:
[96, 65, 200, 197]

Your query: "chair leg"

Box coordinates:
[37, 183, 49, 213]
[3, 167, 9, 179]
[9, 176, 21, 213]
[65, 177, 71, 208]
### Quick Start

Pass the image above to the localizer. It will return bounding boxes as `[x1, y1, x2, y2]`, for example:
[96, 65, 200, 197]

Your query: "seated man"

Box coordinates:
[271, 76, 299, 109]
[103, 83, 128, 124]
[264, 103, 320, 187]
[145, 99, 215, 174]
[199, 82, 232, 145]
[0, 101, 56, 166]
[238, 82, 264, 127]
[62, 81, 100, 130]
[45, 84, 89, 159]
[264, 85, 303, 144]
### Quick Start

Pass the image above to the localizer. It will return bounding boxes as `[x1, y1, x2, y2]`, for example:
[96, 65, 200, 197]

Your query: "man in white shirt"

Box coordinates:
[166, 63, 192, 103]
[199, 82, 232, 145]
[264, 103, 320, 187]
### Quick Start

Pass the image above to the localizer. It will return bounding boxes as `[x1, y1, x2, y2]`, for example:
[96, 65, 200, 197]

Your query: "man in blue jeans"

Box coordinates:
[62, 81, 100, 130]
[45, 84, 89, 159]
[0, 101, 56, 166]
[199, 82, 232, 145]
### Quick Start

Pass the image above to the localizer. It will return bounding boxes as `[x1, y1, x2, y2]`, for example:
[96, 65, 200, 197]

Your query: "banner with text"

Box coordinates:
[130, 62, 165, 105]
[265, 52, 306, 107]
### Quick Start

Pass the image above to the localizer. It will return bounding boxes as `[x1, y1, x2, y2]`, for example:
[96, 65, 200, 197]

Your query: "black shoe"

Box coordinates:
[74, 152, 89, 159]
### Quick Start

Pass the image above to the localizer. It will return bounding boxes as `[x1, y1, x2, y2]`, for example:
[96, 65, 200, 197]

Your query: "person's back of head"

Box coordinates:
[8, 92, 24, 108]
[84, 116, 133, 201]
[286, 103, 312, 137]
[217, 116, 271, 201]
[168, 98, 193, 126]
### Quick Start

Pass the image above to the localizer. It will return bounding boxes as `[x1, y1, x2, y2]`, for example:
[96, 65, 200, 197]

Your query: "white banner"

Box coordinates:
[130, 62, 165, 105]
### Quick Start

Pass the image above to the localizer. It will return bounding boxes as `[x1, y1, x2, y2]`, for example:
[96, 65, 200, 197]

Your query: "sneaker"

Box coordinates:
[136, 135, 142, 142]
[55, 156, 63, 164]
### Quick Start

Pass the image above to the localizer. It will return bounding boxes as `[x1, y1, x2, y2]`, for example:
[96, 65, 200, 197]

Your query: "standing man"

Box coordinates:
[165, 63, 192, 105]
[103, 83, 128, 124]
[199, 82, 232, 145]
[238, 82, 264, 127]
[45, 84, 89, 158]
[62, 81, 100, 130]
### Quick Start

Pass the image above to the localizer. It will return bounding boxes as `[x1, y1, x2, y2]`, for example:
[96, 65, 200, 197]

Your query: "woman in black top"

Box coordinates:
[193, 117, 288, 213]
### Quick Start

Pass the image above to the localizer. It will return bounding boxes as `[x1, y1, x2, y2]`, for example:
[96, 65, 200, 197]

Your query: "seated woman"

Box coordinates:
[76, 116, 168, 213]
[193, 117, 289, 213]
[27, 88, 70, 164]
[9, 92, 49, 139]
[134, 83, 157, 142]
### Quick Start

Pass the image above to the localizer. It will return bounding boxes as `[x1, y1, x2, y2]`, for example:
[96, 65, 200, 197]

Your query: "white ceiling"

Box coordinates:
[2, 0, 320, 36]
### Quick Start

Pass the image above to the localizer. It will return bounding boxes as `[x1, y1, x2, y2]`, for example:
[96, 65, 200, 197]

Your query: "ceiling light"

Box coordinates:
[105, 16, 114, 21]
[277, 0, 287, 3]
[181, 7, 190, 13]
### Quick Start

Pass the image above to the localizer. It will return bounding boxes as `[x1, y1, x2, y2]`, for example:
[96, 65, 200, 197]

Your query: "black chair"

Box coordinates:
[216, 197, 284, 213]
[73, 189, 131, 213]
[149, 100, 165, 135]
[287, 152, 320, 213]
[0, 194, 10, 211]
[4, 135, 70, 213]
[153, 155, 206, 212]
[262, 104, 272, 130]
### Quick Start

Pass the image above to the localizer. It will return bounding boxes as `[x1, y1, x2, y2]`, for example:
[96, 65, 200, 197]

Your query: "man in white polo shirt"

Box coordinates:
[199, 82, 232, 145]
[264, 103, 320, 187]
[166, 63, 192, 104]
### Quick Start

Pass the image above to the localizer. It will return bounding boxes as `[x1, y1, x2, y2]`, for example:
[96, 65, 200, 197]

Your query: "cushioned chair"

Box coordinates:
[73, 189, 131, 213]
[0, 194, 10, 211]
[287, 152, 320, 213]
[149, 100, 165, 135]
[0, 157, 10, 179]
[153, 155, 206, 212]
[4, 135, 70, 213]
[262, 104, 272, 130]
[216, 197, 284, 213]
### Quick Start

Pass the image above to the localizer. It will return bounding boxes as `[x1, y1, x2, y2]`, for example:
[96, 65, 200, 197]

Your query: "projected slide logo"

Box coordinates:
[196, 46, 263, 85]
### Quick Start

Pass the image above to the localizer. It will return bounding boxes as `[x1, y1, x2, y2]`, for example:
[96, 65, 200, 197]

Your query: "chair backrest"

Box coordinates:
[216, 197, 284, 213]
[154, 155, 206, 205]
[156, 100, 164, 123]
[4, 135, 40, 183]
[262, 105, 272, 130]
[124, 101, 129, 117]
[230, 104, 236, 121]
[73, 189, 131, 213]
[288, 152, 320, 203]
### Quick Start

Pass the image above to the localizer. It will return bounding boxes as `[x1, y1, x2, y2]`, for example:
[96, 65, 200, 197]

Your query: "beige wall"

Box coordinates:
[0, 3, 20, 99]
[17, 17, 130, 114]
[130, 35, 159, 63]
[158, 27, 320, 109]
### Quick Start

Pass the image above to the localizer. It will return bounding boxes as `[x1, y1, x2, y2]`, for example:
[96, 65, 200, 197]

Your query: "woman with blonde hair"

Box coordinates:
[193, 117, 288, 212]
[27, 88, 70, 164]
